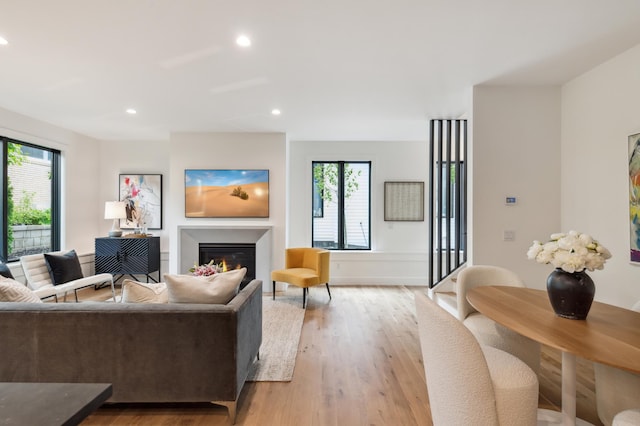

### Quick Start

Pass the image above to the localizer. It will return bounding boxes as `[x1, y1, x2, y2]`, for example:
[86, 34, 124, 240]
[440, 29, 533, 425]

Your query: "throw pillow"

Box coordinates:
[0, 276, 43, 303]
[44, 250, 84, 285]
[164, 267, 246, 304]
[121, 279, 169, 303]
[0, 262, 14, 279]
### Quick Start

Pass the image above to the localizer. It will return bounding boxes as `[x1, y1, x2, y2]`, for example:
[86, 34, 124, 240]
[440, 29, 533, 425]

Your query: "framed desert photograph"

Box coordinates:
[119, 174, 163, 229]
[185, 169, 269, 218]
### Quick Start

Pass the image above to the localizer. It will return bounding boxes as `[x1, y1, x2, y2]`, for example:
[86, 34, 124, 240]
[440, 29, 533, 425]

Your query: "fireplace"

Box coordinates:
[178, 225, 272, 291]
[198, 243, 256, 285]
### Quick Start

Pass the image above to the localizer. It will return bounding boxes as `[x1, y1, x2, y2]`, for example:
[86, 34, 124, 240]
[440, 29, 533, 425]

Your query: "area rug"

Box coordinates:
[247, 296, 306, 382]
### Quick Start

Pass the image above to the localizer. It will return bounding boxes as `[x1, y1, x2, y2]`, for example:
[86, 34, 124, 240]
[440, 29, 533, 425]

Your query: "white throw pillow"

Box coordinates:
[164, 268, 246, 304]
[0, 276, 43, 303]
[121, 279, 168, 303]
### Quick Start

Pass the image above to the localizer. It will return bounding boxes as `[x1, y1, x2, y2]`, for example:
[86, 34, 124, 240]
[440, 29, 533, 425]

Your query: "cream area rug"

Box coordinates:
[247, 296, 306, 381]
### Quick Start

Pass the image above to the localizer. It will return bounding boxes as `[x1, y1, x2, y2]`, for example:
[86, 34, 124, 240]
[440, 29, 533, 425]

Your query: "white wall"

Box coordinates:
[288, 140, 429, 285]
[0, 106, 102, 256]
[167, 132, 286, 289]
[471, 86, 561, 290]
[97, 139, 171, 276]
[561, 43, 640, 307]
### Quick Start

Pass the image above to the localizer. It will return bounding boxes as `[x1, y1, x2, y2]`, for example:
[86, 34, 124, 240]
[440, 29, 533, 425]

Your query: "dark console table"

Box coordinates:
[0, 382, 112, 426]
[95, 236, 160, 283]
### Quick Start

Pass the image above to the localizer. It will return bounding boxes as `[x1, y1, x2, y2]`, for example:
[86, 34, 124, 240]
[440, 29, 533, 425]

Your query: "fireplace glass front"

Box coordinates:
[198, 243, 256, 286]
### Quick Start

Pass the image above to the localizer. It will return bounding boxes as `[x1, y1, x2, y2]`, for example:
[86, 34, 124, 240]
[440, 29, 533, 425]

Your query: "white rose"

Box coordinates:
[579, 233, 594, 246]
[527, 241, 543, 259]
[550, 233, 565, 241]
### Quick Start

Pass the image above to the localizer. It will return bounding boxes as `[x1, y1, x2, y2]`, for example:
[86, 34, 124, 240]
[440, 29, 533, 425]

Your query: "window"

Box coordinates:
[1, 136, 60, 262]
[312, 161, 371, 250]
[437, 161, 465, 250]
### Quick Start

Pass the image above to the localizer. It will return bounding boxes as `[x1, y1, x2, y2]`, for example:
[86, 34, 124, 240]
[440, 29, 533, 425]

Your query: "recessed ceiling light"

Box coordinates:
[271, 109, 281, 116]
[236, 35, 251, 47]
[126, 108, 137, 115]
[0, 36, 8, 46]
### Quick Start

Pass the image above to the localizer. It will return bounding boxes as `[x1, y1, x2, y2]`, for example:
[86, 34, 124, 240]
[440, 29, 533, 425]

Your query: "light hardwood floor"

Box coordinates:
[77, 285, 602, 425]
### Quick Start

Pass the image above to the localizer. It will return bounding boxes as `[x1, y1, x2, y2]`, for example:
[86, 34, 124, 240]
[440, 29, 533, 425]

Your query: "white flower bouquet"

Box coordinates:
[527, 230, 612, 273]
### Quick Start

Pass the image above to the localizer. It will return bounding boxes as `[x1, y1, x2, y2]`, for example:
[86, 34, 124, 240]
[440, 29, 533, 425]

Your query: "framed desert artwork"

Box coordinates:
[184, 169, 269, 218]
[119, 174, 163, 229]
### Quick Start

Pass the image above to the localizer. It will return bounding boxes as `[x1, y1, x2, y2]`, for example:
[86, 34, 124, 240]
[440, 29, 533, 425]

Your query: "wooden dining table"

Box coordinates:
[467, 286, 640, 426]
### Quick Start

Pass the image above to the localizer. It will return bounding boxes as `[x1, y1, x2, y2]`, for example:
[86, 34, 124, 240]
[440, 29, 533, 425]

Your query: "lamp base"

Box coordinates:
[108, 230, 123, 238]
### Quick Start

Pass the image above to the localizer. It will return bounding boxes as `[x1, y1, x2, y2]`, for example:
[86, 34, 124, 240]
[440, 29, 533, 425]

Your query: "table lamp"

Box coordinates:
[104, 201, 127, 237]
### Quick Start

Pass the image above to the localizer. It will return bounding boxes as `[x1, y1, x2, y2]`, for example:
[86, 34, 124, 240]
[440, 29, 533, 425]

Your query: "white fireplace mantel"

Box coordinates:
[178, 225, 273, 289]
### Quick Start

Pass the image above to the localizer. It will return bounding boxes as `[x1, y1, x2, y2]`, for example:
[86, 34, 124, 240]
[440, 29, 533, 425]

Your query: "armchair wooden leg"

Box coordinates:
[302, 287, 307, 308]
[272, 281, 276, 300]
[325, 282, 332, 300]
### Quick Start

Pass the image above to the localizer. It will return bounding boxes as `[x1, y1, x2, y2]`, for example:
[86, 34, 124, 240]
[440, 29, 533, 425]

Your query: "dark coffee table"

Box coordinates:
[0, 382, 112, 426]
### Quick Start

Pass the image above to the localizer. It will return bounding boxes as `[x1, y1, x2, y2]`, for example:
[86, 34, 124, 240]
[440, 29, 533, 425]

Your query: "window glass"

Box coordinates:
[2, 137, 60, 261]
[312, 161, 371, 250]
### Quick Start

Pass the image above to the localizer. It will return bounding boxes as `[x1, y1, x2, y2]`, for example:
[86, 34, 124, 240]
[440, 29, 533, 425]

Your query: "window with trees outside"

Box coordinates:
[312, 161, 371, 250]
[1, 136, 60, 262]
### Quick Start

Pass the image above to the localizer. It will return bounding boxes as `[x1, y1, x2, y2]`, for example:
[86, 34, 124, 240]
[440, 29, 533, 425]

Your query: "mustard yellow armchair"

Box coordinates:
[271, 247, 331, 308]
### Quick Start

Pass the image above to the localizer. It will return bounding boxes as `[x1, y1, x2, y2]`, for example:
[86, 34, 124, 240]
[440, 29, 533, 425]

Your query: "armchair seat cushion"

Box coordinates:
[271, 268, 320, 288]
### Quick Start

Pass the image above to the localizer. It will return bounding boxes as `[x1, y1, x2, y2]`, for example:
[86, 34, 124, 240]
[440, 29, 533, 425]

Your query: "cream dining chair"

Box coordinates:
[415, 291, 539, 425]
[456, 264, 541, 375]
[594, 300, 640, 426]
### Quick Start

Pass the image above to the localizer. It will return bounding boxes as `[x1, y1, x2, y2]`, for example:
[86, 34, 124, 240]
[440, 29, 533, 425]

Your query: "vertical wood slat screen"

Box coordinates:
[428, 119, 467, 288]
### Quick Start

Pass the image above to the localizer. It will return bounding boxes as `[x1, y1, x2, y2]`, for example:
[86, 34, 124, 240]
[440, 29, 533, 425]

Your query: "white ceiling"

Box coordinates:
[1, 0, 640, 142]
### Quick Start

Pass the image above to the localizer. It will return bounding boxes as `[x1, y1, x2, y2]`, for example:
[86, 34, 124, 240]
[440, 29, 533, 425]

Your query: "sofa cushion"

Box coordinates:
[0, 263, 14, 279]
[0, 277, 43, 303]
[44, 250, 84, 285]
[121, 279, 168, 303]
[165, 268, 246, 304]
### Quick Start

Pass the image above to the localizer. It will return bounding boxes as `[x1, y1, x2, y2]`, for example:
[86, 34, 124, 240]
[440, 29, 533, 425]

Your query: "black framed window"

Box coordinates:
[312, 161, 371, 250]
[1, 136, 61, 262]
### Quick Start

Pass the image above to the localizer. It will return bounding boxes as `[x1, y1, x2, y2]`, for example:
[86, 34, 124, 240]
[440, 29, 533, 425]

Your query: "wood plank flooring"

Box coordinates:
[75, 285, 601, 425]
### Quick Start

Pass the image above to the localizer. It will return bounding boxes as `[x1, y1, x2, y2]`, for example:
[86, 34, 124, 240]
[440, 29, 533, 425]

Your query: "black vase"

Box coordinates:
[546, 268, 595, 320]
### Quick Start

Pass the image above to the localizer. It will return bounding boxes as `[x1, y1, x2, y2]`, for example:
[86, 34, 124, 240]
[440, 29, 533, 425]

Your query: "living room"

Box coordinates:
[2, 2, 640, 424]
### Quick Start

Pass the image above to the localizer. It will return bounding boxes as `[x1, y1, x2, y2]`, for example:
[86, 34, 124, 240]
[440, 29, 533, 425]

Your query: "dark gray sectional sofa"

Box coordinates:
[0, 278, 263, 423]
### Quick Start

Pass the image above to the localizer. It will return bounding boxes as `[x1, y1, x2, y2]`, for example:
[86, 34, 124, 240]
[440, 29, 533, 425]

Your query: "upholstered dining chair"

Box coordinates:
[271, 247, 330, 308]
[594, 300, 640, 426]
[414, 291, 539, 425]
[456, 264, 541, 375]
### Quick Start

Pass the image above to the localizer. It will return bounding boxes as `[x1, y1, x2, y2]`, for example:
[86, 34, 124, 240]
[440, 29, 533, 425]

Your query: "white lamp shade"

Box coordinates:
[104, 201, 127, 220]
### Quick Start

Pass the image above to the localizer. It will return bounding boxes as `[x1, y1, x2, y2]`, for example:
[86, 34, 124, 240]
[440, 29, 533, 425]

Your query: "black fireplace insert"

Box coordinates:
[198, 243, 256, 286]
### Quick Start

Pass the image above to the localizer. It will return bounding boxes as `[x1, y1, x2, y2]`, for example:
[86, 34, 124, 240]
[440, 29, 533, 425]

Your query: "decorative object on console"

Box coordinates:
[527, 230, 612, 319]
[164, 267, 247, 304]
[119, 174, 163, 230]
[184, 169, 269, 218]
[104, 201, 126, 237]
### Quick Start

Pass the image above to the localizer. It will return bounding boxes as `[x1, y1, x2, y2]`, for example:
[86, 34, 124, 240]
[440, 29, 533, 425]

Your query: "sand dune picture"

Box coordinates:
[185, 169, 269, 218]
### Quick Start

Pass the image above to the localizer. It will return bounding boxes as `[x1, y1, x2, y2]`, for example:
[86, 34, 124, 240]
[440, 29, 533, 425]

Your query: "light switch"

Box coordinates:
[503, 230, 515, 241]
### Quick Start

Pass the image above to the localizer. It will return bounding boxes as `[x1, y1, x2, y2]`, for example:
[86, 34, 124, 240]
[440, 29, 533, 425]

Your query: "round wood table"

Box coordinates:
[467, 286, 640, 426]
